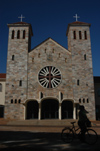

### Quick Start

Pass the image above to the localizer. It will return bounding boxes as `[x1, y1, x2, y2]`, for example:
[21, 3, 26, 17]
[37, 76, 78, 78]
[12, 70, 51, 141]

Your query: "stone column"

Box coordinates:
[59, 103, 61, 120]
[38, 102, 41, 120]
[73, 103, 76, 119]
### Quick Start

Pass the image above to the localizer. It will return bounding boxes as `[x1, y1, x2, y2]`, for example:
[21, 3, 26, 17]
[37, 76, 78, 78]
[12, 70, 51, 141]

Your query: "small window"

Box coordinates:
[52, 49, 54, 53]
[12, 55, 14, 61]
[45, 49, 46, 53]
[79, 31, 82, 39]
[73, 31, 76, 39]
[19, 80, 22, 86]
[19, 99, 21, 103]
[11, 99, 13, 103]
[17, 30, 20, 39]
[32, 57, 34, 62]
[11, 30, 15, 39]
[23, 30, 25, 39]
[87, 98, 89, 103]
[0, 83, 2, 92]
[84, 31, 87, 39]
[38, 53, 40, 58]
[59, 53, 61, 58]
[83, 98, 85, 103]
[84, 54, 86, 60]
[15, 99, 17, 103]
[77, 80, 79, 86]
[79, 99, 81, 103]
[65, 58, 67, 62]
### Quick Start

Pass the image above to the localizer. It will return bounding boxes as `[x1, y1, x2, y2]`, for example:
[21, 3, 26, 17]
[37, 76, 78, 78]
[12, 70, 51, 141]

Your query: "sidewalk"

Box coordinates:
[0, 120, 100, 151]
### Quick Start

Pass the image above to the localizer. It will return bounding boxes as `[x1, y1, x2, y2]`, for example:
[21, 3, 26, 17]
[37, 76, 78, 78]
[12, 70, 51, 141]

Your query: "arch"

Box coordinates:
[61, 100, 73, 119]
[41, 98, 59, 119]
[26, 100, 39, 119]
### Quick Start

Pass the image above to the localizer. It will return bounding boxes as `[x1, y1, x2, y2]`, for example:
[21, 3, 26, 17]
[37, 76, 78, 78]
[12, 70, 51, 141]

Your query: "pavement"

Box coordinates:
[0, 119, 100, 151]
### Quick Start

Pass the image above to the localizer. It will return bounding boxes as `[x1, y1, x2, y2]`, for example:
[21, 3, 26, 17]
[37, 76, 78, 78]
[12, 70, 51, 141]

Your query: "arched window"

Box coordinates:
[12, 55, 14, 61]
[77, 80, 80, 86]
[73, 31, 76, 39]
[19, 80, 22, 86]
[83, 98, 85, 103]
[11, 30, 15, 39]
[18, 99, 21, 103]
[79, 31, 82, 39]
[15, 99, 17, 103]
[0, 83, 2, 92]
[84, 54, 86, 60]
[79, 99, 81, 103]
[87, 98, 89, 103]
[17, 30, 20, 39]
[84, 31, 87, 39]
[11, 99, 13, 103]
[23, 30, 25, 39]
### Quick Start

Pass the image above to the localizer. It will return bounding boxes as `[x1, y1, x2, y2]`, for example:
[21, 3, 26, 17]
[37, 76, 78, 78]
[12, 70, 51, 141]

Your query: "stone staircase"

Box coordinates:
[6, 119, 78, 126]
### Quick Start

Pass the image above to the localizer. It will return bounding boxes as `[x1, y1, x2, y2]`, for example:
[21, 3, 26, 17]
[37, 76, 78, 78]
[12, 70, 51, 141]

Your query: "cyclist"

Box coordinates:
[78, 105, 90, 141]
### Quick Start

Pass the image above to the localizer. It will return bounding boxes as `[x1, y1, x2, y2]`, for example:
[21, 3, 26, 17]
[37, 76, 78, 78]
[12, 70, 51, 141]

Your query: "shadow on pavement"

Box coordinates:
[0, 131, 100, 151]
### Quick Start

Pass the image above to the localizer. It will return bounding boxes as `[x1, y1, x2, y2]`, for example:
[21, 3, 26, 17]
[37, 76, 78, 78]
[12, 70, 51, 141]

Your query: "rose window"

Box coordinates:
[38, 66, 61, 88]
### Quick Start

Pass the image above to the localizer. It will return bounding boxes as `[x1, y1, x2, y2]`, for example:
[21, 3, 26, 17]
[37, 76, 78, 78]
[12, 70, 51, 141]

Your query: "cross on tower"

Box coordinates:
[73, 14, 80, 21]
[18, 14, 25, 22]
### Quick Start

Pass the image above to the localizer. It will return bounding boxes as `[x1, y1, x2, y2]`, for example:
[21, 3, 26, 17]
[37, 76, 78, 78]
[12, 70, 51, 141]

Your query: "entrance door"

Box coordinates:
[41, 99, 59, 119]
[61, 101, 73, 119]
[26, 101, 39, 119]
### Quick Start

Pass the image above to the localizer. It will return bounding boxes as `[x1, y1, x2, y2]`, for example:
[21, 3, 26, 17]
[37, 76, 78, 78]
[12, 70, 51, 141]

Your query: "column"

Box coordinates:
[38, 102, 41, 120]
[73, 103, 76, 119]
[59, 103, 61, 119]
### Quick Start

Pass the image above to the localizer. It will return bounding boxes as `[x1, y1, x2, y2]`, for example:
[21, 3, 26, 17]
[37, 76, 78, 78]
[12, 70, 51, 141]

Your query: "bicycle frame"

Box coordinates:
[69, 123, 81, 136]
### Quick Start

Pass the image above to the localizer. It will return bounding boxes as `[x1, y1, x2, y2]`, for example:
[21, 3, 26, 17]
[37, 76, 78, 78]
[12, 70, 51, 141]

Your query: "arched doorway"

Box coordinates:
[41, 99, 59, 119]
[61, 100, 73, 119]
[26, 101, 39, 119]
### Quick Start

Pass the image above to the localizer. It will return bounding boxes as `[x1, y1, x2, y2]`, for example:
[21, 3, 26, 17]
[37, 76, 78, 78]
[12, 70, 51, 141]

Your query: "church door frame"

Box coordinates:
[25, 99, 39, 120]
[61, 100, 74, 119]
[41, 97, 59, 119]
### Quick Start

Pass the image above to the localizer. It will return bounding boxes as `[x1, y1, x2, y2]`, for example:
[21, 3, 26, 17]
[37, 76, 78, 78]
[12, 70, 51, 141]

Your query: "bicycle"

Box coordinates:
[61, 121, 98, 145]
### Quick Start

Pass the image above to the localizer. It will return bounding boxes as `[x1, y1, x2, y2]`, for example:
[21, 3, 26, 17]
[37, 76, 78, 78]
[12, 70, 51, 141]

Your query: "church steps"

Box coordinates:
[6, 119, 78, 126]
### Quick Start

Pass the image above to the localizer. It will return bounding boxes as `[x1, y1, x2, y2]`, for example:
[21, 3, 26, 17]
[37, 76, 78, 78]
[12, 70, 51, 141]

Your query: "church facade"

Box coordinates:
[4, 21, 96, 120]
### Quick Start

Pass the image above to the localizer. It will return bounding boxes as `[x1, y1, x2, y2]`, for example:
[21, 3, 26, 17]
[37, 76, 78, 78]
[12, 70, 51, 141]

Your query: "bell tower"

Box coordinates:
[5, 21, 33, 119]
[66, 21, 96, 120]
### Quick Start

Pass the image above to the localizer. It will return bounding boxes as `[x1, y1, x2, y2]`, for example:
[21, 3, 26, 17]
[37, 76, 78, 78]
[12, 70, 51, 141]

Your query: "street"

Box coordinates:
[0, 125, 100, 151]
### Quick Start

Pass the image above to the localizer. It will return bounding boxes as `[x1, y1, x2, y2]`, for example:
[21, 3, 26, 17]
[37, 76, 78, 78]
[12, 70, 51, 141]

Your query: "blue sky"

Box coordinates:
[0, 0, 100, 76]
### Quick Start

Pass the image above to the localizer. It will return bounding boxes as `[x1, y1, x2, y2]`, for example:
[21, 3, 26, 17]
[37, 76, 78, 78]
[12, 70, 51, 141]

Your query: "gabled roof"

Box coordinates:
[30, 37, 71, 54]
[66, 21, 91, 35]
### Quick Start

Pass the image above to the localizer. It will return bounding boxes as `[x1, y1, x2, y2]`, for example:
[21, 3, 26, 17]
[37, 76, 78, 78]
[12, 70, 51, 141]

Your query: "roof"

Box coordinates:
[66, 21, 91, 35]
[7, 22, 33, 36]
[0, 74, 6, 81]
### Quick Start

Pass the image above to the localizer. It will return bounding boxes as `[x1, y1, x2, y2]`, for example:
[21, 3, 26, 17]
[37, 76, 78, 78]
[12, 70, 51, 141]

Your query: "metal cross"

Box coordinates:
[73, 14, 80, 21]
[18, 14, 25, 22]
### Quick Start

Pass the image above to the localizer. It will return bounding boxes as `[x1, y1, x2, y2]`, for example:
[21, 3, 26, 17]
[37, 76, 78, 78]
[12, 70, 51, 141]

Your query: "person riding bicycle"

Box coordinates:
[78, 105, 91, 141]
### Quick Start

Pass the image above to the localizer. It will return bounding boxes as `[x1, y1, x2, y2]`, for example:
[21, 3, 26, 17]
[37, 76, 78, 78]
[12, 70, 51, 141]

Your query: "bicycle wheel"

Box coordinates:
[85, 129, 98, 145]
[61, 127, 74, 143]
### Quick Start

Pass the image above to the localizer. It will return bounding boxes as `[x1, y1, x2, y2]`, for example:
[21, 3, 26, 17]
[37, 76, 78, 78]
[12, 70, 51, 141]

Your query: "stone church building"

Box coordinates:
[4, 20, 96, 120]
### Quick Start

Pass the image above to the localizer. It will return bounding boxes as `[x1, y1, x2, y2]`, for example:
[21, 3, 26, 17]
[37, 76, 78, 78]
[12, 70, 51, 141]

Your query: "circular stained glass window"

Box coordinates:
[38, 66, 61, 88]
